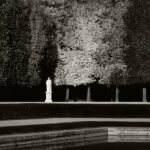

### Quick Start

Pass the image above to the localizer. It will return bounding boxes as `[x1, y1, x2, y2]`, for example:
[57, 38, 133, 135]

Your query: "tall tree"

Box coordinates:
[27, 0, 46, 86]
[93, 0, 130, 101]
[124, 0, 150, 102]
[124, 0, 150, 84]
[55, 0, 102, 100]
[0, 0, 31, 86]
[28, 0, 63, 86]
[95, 0, 130, 86]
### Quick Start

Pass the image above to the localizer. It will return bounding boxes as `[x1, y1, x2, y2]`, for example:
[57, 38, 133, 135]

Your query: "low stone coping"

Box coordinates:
[2, 118, 150, 128]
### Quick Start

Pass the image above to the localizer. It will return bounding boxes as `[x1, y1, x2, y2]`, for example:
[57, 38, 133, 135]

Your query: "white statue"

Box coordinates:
[45, 77, 52, 102]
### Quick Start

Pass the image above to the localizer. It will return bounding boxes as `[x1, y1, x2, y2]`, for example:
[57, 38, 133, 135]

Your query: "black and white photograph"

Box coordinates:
[0, 0, 150, 149]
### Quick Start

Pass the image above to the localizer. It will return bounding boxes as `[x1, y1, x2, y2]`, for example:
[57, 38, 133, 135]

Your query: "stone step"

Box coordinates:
[1, 118, 150, 135]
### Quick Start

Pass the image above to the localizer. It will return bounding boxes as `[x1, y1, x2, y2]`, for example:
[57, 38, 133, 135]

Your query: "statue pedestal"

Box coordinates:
[45, 92, 52, 102]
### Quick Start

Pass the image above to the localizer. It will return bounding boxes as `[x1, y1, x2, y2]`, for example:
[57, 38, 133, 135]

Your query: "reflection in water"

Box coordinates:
[21, 143, 150, 150]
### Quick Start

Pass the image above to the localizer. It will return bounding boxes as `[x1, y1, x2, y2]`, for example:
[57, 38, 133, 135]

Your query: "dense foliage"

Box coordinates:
[27, 1, 46, 86]
[0, 0, 31, 86]
[95, 0, 130, 85]
[55, 0, 100, 86]
[124, 0, 150, 85]
[28, 0, 59, 86]
[0, 0, 150, 88]
[55, 0, 130, 86]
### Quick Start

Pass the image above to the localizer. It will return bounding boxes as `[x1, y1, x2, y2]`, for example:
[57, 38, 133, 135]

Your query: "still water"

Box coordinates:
[20, 143, 150, 150]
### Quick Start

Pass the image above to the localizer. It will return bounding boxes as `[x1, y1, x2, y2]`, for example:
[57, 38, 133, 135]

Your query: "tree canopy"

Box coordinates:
[124, 0, 150, 85]
[94, 0, 130, 86]
[0, 0, 150, 87]
[0, 0, 31, 86]
[55, 0, 100, 86]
